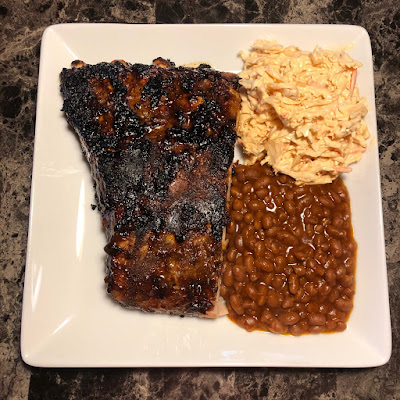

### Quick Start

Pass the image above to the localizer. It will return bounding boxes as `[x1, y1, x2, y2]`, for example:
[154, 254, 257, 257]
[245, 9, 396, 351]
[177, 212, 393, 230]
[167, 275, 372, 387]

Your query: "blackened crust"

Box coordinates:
[60, 60, 241, 316]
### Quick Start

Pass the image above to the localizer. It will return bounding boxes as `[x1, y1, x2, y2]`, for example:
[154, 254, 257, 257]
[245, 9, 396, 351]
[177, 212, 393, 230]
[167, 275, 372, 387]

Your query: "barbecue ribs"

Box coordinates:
[60, 59, 241, 317]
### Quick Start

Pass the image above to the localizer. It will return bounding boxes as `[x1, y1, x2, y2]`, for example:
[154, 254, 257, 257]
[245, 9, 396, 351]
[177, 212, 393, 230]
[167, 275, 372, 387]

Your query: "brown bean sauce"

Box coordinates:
[221, 162, 357, 335]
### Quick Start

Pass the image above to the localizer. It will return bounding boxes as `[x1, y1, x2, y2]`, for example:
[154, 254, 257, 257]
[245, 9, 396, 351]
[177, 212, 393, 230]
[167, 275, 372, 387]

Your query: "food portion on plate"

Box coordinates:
[221, 162, 356, 334]
[238, 40, 370, 184]
[59, 39, 369, 333]
[60, 58, 241, 317]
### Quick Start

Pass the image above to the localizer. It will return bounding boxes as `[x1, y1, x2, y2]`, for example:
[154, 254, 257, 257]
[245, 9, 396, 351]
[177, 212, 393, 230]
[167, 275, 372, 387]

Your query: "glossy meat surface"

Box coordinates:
[60, 59, 241, 316]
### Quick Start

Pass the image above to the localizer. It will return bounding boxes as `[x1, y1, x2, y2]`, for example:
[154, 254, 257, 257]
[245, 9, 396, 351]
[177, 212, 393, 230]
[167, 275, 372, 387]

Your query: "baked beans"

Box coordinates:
[222, 162, 357, 335]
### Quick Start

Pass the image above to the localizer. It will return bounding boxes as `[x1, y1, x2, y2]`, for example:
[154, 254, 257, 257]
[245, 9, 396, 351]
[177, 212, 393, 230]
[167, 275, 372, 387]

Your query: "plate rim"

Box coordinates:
[21, 22, 391, 368]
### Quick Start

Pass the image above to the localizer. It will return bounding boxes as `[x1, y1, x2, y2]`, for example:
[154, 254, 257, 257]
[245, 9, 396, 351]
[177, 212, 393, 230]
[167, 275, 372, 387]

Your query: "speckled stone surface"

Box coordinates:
[0, 0, 399, 399]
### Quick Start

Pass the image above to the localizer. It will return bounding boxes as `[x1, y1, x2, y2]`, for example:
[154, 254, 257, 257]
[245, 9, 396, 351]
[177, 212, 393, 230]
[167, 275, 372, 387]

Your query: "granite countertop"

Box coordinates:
[0, 1, 399, 399]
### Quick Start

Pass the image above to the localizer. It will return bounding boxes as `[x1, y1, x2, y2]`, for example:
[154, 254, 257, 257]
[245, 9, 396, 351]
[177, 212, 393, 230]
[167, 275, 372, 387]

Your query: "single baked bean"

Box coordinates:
[273, 275, 286, 291]
[227, 248, 238, 262]
[220, 285, 227, 297]
[343, 288, 354, 298]
[233, 264, 246, 282]
[238, 315, 257, 332]
[282, 298, 294, 309]
[266, 226, 280, 237]
[294, 287, 305, 301]
[231, 211, 243, 222]
[230, 294, 244, 315]
[267, 318, 288, 334]
[276, 230, 299, 246]
[290, 323, 306, 336]
[256, 188, 269, 200]
[305, 268, 316, 280]
[274, 195, 284, 207]
[264, 249, 274, 260]
[223, 265, 234, 287]
[315, 265, 325, 277]
[261, 309, 274, 323]
[340, 274, 353, 288]
[313, 234, 325, 248]
[254, 176, 272, 190]
[244, 168, 261, 181]
[335, 298, 353, 312]
[244, 212, 254, 224]
[254, 219, 262, 231]
[330, 239, 343, 258]
[242, 182, 253, 194]
[318, 282, 332, 296]
[261, 214, 273, 229]
[255, 258, 274, 272]
[283, 266, 293, 277]
[293, 265, 306, 276]
[275, 255, 287, 269]
[299, 292, 311, 303]
[257, 295, 267, 307]
[309, 325, 326, 334]
[336, 265, 346, 279]
[314, 248, 327, 265]
[279, 311, 300, 326]
[236, 171, 246, 183]
[323, 209, 331, 218]
[347, 240, 357, 253]
[319, 195, 335, 208]
[305, 257, 316, 270]
[283, 200, 296, 215]
[247, 200, 261, 212]
[257, 285, 268, 306]
[304, 282, 318, 296]
[242, 225, 255, 240]
[292, 225, 304, 238]
[319, 304, 330, 314]
[328, 289, 340, 303]
[249, 272, 260, 282]
[277, 210, 288, 223]
[230, 186, 243, 199]
[266, 289, 280, 308]
[245, 283, 258, 301]
[269, 185, 278, 196]
[244, 255, 255, 273]
[326, 225, 346, 238]
[326, 320, 337, 331]
[329, 190, 342, 204]
[226, 221, 236, 234]
[332, 214, 344, 227]
[293, 248, 307, 261]
[232, 198, 245, 211]
[288, 274, 300, 295]
[311, 203, 324, 217]
[234, 235, 244, 252]
[336, 321, 347, 331]
[328, 308, 346, 321]
[254, 241, 265, 258]
[233, 281, 244, 293]
[245, 237, 257, 251]
[297, 193, 313, 208]
[314, 224, 323, 234]
[304, 214, 319, 224]
[308, 313, 326, 326]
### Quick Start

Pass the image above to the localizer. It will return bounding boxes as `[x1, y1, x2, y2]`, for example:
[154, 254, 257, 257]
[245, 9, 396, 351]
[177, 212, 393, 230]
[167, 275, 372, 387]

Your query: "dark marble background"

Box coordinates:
[0, 0, 399, 399]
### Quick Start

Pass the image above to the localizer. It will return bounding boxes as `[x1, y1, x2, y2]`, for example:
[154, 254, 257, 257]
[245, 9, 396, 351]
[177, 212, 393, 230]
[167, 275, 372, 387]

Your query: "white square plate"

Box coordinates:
[21, 23, 391, 367]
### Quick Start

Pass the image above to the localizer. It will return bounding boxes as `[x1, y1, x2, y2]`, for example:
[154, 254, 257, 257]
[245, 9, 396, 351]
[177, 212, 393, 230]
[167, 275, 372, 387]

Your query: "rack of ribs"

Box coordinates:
[60, 58, 241, 317]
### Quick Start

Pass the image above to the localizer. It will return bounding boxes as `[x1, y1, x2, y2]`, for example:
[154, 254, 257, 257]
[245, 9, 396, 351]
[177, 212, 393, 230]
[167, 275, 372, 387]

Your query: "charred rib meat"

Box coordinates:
[60, 59, 241, 316]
